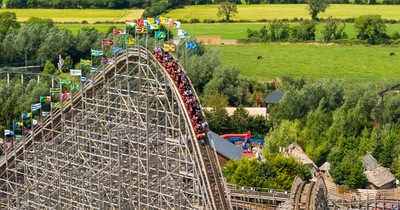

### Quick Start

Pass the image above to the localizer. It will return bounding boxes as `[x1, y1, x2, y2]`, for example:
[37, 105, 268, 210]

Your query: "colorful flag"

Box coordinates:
[70, 70, 81, 76]
[164, 44, 175, 51]
[186, 42, 198, 49]
[144, 20, 150, 26]
[51, 102, 60, 109]
[81, 59, 91, 66]
[136, 27, 147, 34]
[160, 17, 166, 24]
[155, 31, 166, 38]
[178, 30, 187, 36]
[4, 130, 14, 136]
[102, 57, 108, 64]
[40, 96, 46, 102]
[71, 85, 78, 91]
[173, 21, 181, 28]
[102, 39, 114, 46]
[33, 119, 38, 126]
[148, 18, 155, 24]
[62, 93, 70, 100]
[91, 49, 103, 56]
[31, 103, 41, 111]
[153, 24, 159, 29]
[124, 38, 135, 44]
[15, 135, 22, 141]
[61, 78, 71, 85]
[22, 113, 31, 119]
[154, 19, 160, 25]
[126, 20, 137, 27]
[146, 24, 151, 30]
[25, 127, 29, 134]
[42, 112, 50, 117]
[169, 21, 174, 28]
[138, 19, 144, 26]
[50, 87, 61, 93]
[114, 28, 126, 35]
[113, 47, 123, 54]
[81, 77, 91, 83]
[13, 121, 22, 128]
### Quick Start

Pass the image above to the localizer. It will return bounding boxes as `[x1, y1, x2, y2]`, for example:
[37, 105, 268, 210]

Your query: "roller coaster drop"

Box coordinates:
[0, 46, 231, 209]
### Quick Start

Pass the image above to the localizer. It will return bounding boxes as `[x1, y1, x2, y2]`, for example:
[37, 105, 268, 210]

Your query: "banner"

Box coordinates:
[51, 102, 60, 109]
[124, 38, 135, 44]
[13, 121, 22, 128]
[136, 27, 147, 34]
[15, 135, 22, 141]
[62, 93, 70, 100]
[42, 112, 50, 117]
[91, 49, 103, 56]
[114, 28, 126, 35]
[61, 78, 71, 85]
[155, 31, 166, 38]
[40, 96, 51, 102]
[126, 20, 137, 27]
[173, 21, 181, 28]
[113, 47, 123, 54]
[160, 17, 166, 24]
[50, 87, 61, 93]
[178, 30, 188, 36]
[22, 113, 31, 119]
[148, 18, 155, 24]
[186, 42, 198, 49]
[70, 70, 81, 76]
[4, 130, 14, 136]
[71, 85, 78, 91]
[138, 19, 144, 26]
[81, 59, 91, 66]
[164, 44, 175, 51]
[154, 19, 160, 25]
[169, 21, 174, 28]
[31, 103, 41, 111]
[102, 39, 114, 46]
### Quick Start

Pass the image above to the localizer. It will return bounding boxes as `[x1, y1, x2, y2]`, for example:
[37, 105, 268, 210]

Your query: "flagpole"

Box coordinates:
[102, 39, 105, 87]
[186, 40, 187, 71]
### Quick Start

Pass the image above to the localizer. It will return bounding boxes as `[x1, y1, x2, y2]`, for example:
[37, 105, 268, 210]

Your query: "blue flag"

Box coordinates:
[22, 113, 31, 119]
[186, 42, 197, 50]
[91, 67, 102, 74]
[154, 19, 160, 25]
[4, 130, 14, 136]
[15, 135, 22, 141]
[31, 103, 41, 111]
[81, 76, 92, 83]
[112, 47, 123, 54]
[13, 121, 22, 128]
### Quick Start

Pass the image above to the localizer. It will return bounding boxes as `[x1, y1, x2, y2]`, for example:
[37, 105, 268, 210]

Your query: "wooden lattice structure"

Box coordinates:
[290, 176, 328, 210]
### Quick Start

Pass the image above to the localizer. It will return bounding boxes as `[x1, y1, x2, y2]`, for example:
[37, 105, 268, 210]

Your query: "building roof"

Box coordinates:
[319, 162, 331, 171]
[204, 107, 266, 118]
[262, 91, 286, 104]
[209, 130, 243, 161]
[362, 153, 396, 188]
[288, 142, 318, 169]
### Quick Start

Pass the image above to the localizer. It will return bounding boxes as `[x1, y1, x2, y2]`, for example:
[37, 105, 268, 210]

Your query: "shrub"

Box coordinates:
[203, 18, 215, 23]
[177, 18, 188, 23]
[257, 18, 268, 22]
[81, 20, 88, 24]
[238, 19, 251, 22]
[189, 18, 200, 23]
[338, 185, 350, 194]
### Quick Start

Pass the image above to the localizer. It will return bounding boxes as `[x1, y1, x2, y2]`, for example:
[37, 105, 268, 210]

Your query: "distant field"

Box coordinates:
[210, 44, 400, 83]
[58, 25, 122, 34]
[0, 9, 143, 23]
[165, 5, 400, 21]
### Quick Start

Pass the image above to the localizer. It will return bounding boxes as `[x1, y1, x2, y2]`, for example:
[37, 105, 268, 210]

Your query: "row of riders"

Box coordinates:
[153, 47, 207, 139]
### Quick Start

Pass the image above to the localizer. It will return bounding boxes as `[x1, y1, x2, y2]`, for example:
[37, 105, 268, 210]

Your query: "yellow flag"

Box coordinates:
[160, 17, 166, 24]
[148, 18, 154, 25]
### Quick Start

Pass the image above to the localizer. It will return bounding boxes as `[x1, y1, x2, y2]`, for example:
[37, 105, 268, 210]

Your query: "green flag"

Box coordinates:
[51, 102, 60, 109]
[155, 31, 166, 38]
[40, 96, 46, 102]
[91, 49, 103, 56]
[71, 85, 78, 91]
[61, 78, 71, 85]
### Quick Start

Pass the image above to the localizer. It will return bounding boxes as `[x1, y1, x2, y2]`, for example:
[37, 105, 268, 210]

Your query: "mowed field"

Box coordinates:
[0, 9, 143, 23]
[211, 44, 400, 82]
[166, 5, 400, 21]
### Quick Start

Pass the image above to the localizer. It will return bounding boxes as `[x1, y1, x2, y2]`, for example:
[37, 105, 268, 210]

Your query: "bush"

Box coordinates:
[238, 19, 252, 22]
[81, 20, 88, 24]
[177, 18, 188, 23]
[338, 185, 350, 194]
[203, 18, 216, 23]
[189, 18, 200, 23]
[257, 18, 268, 22]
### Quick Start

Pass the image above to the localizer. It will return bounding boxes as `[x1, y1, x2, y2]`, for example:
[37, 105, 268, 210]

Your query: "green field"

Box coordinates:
[0, 9, 143, 23]
[211, 44, 400, 82]
[58, 25, 121, 34]
[165, 5, 400, 21]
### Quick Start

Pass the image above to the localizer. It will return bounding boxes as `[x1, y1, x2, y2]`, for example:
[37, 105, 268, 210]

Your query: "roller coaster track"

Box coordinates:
[0, 47, 230, 209]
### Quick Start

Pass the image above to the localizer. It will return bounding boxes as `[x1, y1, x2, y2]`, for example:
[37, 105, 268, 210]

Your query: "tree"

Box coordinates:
[354, 14, 387, 40]
[217, 2, 238, 21]
[321, 18, 346, 42]
[347, 162, 366, 189]
[307, 0, 330, 20]
[0, 11, 21, 39]
[26, 17, 54, 28]
[62, 55, 73, 73]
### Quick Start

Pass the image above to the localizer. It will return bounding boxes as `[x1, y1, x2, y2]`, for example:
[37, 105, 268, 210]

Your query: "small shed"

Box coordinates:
[319, 162, 333, 182]
[209, 130, 243, 166]
[288, 143, 318, 172]
[362, 153, 396, 190]
[262, 91, 286, 105]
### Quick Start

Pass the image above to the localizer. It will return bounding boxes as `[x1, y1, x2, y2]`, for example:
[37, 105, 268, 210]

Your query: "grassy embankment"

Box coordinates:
[210, 44, 400, 83]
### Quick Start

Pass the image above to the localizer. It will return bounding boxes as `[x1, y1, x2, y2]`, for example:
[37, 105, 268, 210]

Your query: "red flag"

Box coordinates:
[102, 39, 114, 46]
[138, 19, 144, 26]
[113, 28, 126, 35]
[102, 57, 108, 63]
[46, 96, 51, 102]
[62, 93, 70, 100]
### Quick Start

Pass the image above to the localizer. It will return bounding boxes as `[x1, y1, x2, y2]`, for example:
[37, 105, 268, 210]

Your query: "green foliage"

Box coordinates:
[62, 56, 73, 73]
[26, 17, 54, 28]
[269, 19, 290, 41]
[347, 162, 366, 189]
[0, 11, 20, 40]
[217, 2, 238, 21]
[354, 14, 387, 40]
[307, 0, 330, 20]
[141, 1, 169, 19]
[322, 18, 347, 42]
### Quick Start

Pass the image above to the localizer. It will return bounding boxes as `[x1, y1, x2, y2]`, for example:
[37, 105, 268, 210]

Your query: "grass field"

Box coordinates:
[210, 44, 400, 82]
[165, 5, 400, 21]
[0, 9, 143, 23]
